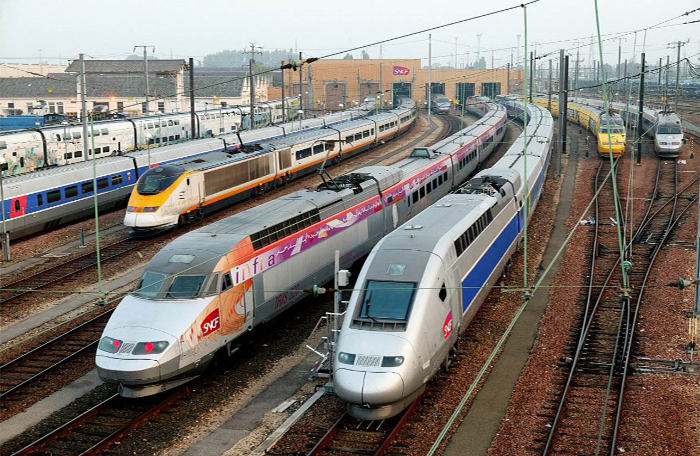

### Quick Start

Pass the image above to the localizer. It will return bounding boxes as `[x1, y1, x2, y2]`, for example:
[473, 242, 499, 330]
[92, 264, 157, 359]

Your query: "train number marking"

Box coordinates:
[201, 309, 221, 336]
[442, 311, 453, 339]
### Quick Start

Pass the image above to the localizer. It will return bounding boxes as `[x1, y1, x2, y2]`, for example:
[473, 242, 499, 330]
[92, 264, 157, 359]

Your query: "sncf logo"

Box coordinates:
[201, 308, 221, 336]
[393, 66, 410, 75]
[443, 311, 453, 339]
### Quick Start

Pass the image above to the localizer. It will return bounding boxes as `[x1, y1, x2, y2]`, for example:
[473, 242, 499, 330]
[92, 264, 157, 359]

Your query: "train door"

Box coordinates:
[10, 194, 27, 218]
[243, 281, 254, 328]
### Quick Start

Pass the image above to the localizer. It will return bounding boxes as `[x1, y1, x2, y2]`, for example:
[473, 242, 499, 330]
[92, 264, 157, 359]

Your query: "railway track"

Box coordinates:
[12, 387, 190, 456]
[307, 399, 421, 455]
[0, 309, 114, 419]
[540, 156, 698, 454]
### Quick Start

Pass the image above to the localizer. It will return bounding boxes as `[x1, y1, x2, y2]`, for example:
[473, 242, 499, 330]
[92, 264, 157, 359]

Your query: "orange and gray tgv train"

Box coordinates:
[124, 99, 418, 233]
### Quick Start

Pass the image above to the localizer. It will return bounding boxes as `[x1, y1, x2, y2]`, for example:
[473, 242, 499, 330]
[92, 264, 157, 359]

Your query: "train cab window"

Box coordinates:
[65, 185, 78, 198]
[55, 134, 61, 141]
[167, 275, 206, 299]
[47, 190, 61, 204]
[135, 271, 167, 298]
[82, 181, 94, 194]
[439, 283, 447, 302]
[97, 177, 109, 190]
[37, 194, 44, 206]
[111, 175, 122, 185]
[359, 280, 416, 321]
[168, 120, 174, 126]
[221, 273, 233, 291]
[174, 120, 180, 125]
[137, 165, 184, 195]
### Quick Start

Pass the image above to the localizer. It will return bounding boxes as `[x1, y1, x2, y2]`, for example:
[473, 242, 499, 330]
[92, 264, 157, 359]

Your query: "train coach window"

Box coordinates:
[72, 132, 81, 139]
[82, 181, 93, 194]
[168, 120, 174, 126]
[313, 144, 324, 155]
[103, 146, 110, 153]
[354, 133, 362, 141]
[111, 175, 122, 186]
[55, 134, 61, 141]
[65, 186, 78, 198]
[75, 150, 83, 158]
[0, 141, 6, 150]
[221, 273, 233, 291]
[371, 128, 375, 135]
[167, 275, 206, 299]
[439, 283, 447, 302]
[345, 135, 353, 144]
[97, 178, 109, 190]
[64, 152, 73, 160]
[37, 194, 44, 206]
[101, 128, 109, 135]
[47, 190, 61, 204]
[363, 130, 369, 138]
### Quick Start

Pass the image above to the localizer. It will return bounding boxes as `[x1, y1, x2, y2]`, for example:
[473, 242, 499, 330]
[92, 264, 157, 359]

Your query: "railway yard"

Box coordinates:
[1, 98, 698, 455]
[2, 2, 700, 455]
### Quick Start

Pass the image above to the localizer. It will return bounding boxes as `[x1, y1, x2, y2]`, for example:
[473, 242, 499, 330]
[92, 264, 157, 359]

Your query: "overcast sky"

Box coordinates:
[1, 0, 698, 70]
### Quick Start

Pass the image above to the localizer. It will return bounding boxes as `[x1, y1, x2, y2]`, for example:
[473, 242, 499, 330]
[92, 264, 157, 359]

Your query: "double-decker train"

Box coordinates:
[0, 98, 304, 176]
[94, 101, 508, 397]
[0, 105, 373, 241]
[334, 97, 554, 420]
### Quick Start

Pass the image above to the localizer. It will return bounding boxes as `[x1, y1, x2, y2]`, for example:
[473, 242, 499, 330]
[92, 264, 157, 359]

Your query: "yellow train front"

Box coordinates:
[532, 98, 626, 158]
[125, 164, 196, 233]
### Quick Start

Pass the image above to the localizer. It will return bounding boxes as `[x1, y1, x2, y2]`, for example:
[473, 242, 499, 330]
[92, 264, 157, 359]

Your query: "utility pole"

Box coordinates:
[664, 55, 670, 111]
[428, 34, 432, 124]
[548, 59, 552, 111]
[281, 60, 286, 122]
[189, 58, 196, 139]
[563, 55, 569, 154]
[617, 37, 627, 80]
[636, 53, 645, 166]
[658, 57, 663, 87]
[454, 36, 458, 70]
[529, 51, 534, 102]
[672, 40, 689, 112]
[245, 43, 262, 130]
[134, 45, 155, 115]
[299, 52, 303, 114]
[80, 53, 89, 162]
[507, 63, 511, 95]
[557, 49, 565, 176]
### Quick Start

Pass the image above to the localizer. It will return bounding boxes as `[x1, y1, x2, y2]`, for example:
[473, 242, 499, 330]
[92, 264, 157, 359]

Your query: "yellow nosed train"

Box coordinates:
[532, 98, 627, 157]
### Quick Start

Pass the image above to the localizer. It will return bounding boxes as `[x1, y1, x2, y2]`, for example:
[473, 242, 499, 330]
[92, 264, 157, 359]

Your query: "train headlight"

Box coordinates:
[381, 356, 405, 367]
[98, 336, 123, 353]
[132, 341, 169, 355]
[143, 206, 160, 213]
[338, 352, 356, 365]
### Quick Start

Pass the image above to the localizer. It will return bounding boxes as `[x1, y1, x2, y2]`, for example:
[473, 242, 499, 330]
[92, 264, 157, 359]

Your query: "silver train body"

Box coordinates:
[0, 106, 374, 241]
[0, 97, 319, 176]
[334, 99, 554, 420]
[431, 95, 452, 114]
[95, 102, 508, 398]
[565, 96, 685, 158]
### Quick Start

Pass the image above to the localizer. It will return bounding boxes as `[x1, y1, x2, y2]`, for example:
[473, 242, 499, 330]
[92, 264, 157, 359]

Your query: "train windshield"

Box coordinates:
[359, 280, 416, 321]
[657, 126, 682, 134]
[166, 275, 207, 299]
[134, 271, 167, 298]
[600, 127, 625, 134]
[137, 165, 184, 195]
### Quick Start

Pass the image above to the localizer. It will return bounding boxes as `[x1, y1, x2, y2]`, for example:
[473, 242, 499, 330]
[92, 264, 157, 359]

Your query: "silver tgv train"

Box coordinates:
[94, 101, 507, 397]
[334, 98, 554, 420]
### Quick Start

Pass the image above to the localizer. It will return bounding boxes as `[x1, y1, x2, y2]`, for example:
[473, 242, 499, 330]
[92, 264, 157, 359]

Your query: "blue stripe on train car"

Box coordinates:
[460, 214, 519, 312]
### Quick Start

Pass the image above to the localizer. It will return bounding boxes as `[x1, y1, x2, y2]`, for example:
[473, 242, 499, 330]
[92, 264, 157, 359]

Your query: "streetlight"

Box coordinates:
[297, 109, 304, 130]
[338, 103, 344, 112]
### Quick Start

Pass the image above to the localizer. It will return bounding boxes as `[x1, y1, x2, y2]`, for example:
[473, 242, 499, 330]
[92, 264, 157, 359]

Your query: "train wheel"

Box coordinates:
[178, 214, 186, 227]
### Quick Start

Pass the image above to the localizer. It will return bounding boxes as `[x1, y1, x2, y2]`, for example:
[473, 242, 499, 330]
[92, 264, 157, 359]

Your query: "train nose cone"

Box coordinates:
[124, 212, 161, 228]
[335, 369, 405, 405]
[96, 356, 161, 385]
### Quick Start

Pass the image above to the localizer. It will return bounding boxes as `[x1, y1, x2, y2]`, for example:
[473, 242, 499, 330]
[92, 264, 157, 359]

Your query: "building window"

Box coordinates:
[8, 103, 14, 109]
[117, 102, 124, 111]
[57, 102, 64, 114]
[158, 101, 165, 112]
[49, 102, 56, 113]
[142, 102, 148, 114]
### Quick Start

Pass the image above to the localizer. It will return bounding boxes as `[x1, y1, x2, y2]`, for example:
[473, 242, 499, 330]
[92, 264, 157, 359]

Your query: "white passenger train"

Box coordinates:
[94, 101, 508, 397]
[334, 98, 554, 420]
[0, 98, 305, 176]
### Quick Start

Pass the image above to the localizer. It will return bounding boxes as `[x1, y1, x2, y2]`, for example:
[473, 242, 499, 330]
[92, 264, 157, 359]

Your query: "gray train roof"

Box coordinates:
[430, 104, 504, 154]
[497, 103, 554, 179]
[657, 111, 682, 125]
[152, 146, 275, 173]
[373, 193, 495, 256]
